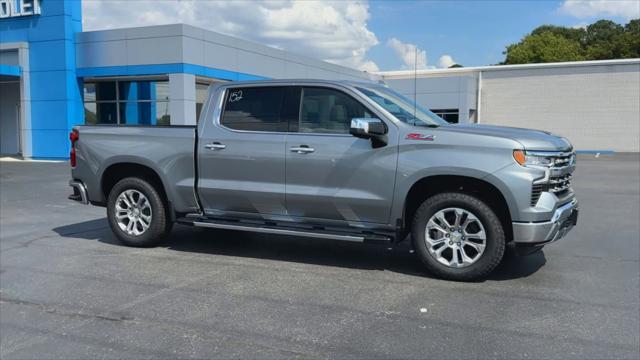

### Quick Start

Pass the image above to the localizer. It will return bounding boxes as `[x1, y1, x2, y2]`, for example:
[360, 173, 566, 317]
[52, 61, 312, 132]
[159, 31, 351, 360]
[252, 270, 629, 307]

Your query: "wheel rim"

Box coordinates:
[424, 207, 487, 268]
[115, 189, 152, 236]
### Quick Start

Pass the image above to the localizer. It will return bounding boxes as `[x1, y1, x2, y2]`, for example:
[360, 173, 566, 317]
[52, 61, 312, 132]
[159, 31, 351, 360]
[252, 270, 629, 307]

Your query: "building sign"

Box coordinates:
[0, 0, 41, 19]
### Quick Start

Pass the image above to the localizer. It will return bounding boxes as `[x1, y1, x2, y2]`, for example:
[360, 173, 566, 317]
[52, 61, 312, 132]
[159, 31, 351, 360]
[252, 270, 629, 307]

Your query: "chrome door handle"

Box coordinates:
[290, 146, 315, 154]
[205, 142, 226, 150]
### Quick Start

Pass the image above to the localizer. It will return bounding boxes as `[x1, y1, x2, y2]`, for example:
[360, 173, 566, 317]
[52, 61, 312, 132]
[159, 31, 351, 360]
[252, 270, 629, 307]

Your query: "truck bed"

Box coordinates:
[71, 125, 199, 214]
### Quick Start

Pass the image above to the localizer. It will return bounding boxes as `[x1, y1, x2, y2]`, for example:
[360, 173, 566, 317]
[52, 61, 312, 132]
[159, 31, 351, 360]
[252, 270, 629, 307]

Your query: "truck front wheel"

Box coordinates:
[411, 192, 505, 281]
[107, 177, 172, 247]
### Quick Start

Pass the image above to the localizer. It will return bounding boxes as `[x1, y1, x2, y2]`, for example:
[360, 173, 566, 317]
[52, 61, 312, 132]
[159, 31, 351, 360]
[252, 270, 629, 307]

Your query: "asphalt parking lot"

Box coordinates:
[1, 154, 639, 359]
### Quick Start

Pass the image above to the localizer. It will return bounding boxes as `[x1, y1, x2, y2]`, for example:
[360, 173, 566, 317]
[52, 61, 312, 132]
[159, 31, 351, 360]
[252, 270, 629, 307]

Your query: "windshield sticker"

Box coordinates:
[229, 90, 243, 102]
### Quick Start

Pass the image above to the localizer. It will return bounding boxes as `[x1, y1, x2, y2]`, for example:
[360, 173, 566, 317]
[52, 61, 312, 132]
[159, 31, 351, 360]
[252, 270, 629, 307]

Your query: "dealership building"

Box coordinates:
[1, 0, 639, 158]
[380, 59, 640, 152]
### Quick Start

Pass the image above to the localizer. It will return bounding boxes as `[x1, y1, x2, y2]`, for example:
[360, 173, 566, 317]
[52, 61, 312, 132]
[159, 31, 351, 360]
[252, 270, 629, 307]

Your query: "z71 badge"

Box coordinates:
[406, 133, 435, 141]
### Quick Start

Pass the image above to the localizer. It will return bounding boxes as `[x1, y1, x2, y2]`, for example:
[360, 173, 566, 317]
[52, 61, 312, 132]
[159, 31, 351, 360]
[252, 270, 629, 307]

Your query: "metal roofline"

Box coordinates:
[377, 58, 640, 79]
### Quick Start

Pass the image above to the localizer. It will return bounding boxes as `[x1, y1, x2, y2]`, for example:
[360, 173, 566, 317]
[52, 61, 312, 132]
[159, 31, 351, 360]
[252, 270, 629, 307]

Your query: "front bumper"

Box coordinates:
[512, 199, 578, 245]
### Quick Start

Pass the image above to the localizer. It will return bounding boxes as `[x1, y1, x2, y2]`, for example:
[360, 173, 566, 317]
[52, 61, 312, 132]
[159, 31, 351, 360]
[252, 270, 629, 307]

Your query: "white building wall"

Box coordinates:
[480, 62, 640, 152]
[383, 74, 478, 124]
[169, 73, 196, 126]
[76, 24, 377, 82]
[76, 24, 379, 126]
[381, 60, 640, 152]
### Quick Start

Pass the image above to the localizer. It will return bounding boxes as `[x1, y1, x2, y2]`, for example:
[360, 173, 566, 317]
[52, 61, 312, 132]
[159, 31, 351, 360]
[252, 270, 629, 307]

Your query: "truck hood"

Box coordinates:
[441, 124, 572, 151]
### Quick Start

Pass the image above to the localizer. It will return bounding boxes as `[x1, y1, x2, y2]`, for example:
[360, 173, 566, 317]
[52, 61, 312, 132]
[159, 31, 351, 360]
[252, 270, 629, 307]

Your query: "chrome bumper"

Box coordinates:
[68, 180, 89, 205]
[512, 199, 578, 244]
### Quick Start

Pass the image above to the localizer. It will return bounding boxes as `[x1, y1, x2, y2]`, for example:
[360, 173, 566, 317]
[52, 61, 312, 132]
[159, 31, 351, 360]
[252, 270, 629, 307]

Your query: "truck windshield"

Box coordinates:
[355, 85, 448, 127]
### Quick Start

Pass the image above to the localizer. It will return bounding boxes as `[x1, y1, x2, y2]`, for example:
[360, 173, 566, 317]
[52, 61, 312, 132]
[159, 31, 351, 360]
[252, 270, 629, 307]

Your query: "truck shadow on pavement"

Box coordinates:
[53, 218, 546, 282]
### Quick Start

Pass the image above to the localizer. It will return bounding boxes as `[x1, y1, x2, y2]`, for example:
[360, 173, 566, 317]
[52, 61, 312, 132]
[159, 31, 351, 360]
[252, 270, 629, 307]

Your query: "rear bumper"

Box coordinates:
[68, 180, 89, 205]
[512, 199, 578, 245]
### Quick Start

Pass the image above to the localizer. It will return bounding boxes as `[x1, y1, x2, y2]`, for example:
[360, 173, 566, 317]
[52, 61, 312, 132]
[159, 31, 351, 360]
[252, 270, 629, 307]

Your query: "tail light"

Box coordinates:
[69, 129, 79, 167]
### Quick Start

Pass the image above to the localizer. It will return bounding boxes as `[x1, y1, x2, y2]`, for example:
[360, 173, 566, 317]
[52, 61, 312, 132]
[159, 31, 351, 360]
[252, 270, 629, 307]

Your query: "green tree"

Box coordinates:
[617, 19, 640, 58]
[449, 64, 463, 68]
[503, 32, 584, 64]
[611, 31, 640, 58]
[625, 19, 640, 34]
[583, 20, 625, 59]
[585, 20, 624, 46]
[531, 25, 586, 44]
[501, 18, 639, 64]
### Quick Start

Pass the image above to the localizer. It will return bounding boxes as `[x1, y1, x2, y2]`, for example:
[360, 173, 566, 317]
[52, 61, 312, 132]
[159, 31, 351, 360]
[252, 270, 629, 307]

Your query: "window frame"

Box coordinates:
[216, 84, 382, 137]
[431, 108, 459, 124]
[294, 86, 380, 136]
[218, 85, 292, 134]
[83, 78, 171, 126]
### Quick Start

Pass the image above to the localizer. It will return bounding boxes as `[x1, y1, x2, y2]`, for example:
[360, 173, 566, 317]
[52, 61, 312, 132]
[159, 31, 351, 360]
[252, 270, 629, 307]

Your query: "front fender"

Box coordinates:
[389, 143, 520, 224]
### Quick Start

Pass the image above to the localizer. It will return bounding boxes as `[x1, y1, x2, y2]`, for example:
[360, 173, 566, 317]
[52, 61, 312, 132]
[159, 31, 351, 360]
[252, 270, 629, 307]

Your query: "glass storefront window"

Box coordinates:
[431, 109, 459, 124]
[196, 83, 209, 122]
[155, 102, 171, 125]
[196, 83, 209, 103]
[97, 103, 118, 124]
[95, 82, 116, 101]
[84, 102, 97, 124]
[83, 83, 96, 102]
[119, 101, 170, 125]
[83, 79, 170, 125]
[118, 81, 170, 102]
[83, 102, 117, 124]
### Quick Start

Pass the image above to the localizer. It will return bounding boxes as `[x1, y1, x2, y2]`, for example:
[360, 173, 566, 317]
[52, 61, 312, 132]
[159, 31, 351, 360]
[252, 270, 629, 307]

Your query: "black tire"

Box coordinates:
[411, 192, 505, 281]
[107, 177, 172, 247]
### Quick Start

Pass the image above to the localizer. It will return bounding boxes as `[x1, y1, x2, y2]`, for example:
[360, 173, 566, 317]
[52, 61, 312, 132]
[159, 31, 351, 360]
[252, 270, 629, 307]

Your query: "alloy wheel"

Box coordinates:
[115, 189, 152, 236]
[424, 207, 487, 268]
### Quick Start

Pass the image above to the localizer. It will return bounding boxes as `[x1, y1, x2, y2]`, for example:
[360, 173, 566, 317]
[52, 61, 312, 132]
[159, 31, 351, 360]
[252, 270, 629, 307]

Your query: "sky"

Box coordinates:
[82, 0, 640, 72]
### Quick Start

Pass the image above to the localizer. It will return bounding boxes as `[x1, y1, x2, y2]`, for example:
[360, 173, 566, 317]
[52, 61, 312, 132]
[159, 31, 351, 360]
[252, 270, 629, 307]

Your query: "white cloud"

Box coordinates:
[82, 0, 379, 72]
[387, 38, 428, 69]
[387, 38, 456, 70]
[437, 55, 456, 69]
[559, 0, 640, 20]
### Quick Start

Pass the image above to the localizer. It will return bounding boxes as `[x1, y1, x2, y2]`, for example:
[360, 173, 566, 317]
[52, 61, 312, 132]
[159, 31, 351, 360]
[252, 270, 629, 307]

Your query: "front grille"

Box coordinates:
[530, 152, 575, 206]
[550, 153, 574, 169]
[548, 173, 572, 194]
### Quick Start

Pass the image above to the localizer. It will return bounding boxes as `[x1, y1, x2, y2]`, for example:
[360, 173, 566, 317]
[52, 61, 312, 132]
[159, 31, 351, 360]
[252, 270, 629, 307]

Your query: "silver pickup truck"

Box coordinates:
[69, 79, 578, 280]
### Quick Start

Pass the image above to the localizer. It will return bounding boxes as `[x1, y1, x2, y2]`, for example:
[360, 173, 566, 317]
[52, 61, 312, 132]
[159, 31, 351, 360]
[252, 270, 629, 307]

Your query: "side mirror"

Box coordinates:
[349, 118, 387, 148]
[349, 118, 386, 138]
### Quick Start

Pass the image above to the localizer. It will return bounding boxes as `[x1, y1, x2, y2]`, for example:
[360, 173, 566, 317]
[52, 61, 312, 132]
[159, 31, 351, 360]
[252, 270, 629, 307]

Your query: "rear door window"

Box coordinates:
[221, 87, 288, 132]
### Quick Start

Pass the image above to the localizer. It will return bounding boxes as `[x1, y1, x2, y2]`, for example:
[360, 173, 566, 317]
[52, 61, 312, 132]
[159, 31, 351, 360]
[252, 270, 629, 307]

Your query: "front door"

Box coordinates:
[197, 86, 294, 217]
[0, 80, 20, 155]
[285, 86, 398, 225]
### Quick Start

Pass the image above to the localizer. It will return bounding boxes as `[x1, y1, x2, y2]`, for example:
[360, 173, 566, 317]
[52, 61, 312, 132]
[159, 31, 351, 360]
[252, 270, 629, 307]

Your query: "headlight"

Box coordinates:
[513, 150, 554, 167]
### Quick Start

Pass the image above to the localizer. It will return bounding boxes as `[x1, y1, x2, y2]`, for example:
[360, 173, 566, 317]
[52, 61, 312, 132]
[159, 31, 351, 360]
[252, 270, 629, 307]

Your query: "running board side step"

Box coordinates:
[193, 221, 365, 242]
[189, 219, 392, 244]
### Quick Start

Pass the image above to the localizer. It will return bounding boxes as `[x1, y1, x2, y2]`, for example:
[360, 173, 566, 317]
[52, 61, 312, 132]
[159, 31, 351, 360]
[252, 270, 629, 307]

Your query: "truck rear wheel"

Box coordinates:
[411, 192, 505, 281]
[107, 177, 172, 247]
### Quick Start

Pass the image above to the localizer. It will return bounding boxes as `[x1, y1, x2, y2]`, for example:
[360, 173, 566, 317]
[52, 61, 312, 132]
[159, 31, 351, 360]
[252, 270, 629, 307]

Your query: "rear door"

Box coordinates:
[197, 86, 295, 217]
[285, 86, 399, 225]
